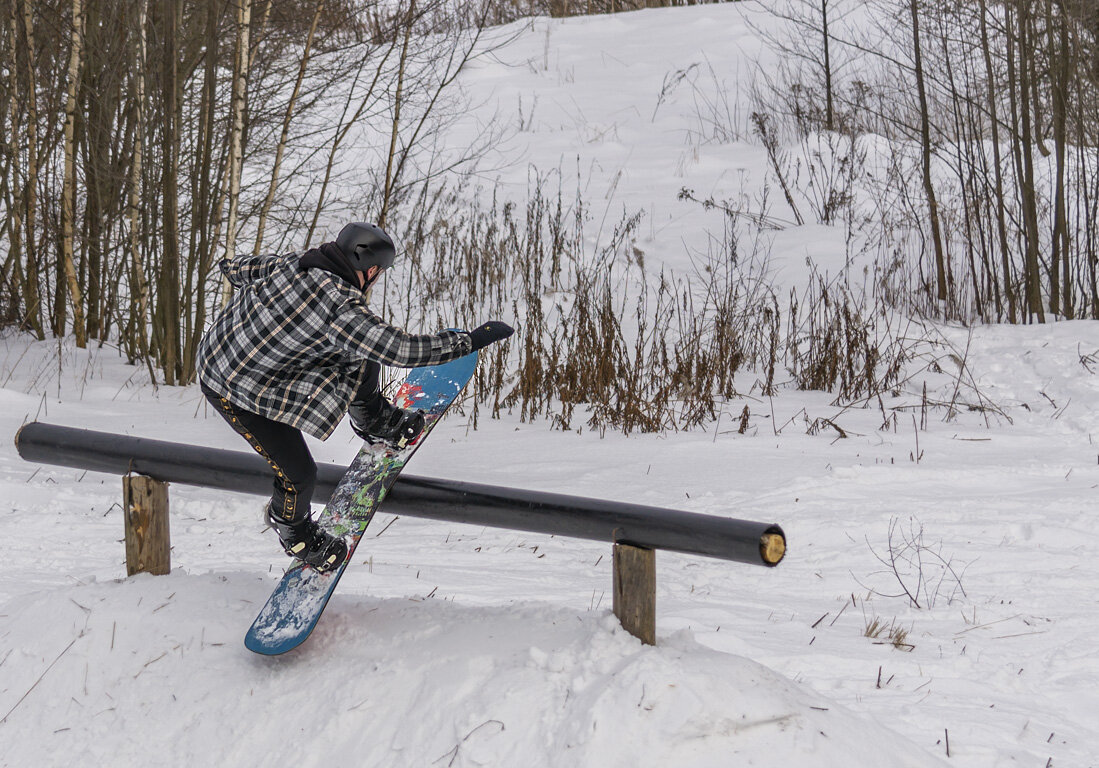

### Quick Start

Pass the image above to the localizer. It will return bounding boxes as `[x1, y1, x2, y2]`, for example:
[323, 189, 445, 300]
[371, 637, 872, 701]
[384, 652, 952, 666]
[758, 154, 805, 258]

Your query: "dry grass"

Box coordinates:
[864, 615, 915, 652]
[379, 176, 918, 434]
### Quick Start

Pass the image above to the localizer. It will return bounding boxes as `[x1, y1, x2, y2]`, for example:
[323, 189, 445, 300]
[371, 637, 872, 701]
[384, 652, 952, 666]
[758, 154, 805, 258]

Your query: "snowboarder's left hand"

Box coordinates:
[467, 321, 514, 351]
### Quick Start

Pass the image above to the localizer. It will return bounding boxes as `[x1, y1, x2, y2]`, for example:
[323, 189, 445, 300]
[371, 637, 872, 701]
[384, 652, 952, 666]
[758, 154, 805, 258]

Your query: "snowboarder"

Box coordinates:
[197, 222, 513, 572]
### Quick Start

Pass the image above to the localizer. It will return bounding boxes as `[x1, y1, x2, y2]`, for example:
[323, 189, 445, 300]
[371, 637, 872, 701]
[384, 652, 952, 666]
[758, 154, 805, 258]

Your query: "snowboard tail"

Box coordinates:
[244, 352, 477, 655]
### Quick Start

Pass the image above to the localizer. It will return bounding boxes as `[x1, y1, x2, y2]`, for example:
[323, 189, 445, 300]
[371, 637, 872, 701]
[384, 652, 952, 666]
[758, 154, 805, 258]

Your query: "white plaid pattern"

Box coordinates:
[197, 253, 470, 440]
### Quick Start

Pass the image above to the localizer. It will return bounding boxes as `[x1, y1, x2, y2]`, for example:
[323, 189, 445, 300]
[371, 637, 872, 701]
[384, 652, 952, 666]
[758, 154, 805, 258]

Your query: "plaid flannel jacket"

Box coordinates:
[197, 252, 471, 440]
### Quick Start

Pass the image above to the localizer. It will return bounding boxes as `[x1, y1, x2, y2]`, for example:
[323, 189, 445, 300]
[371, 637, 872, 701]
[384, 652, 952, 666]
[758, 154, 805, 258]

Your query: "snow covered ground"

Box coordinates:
[3, 4, 1099, 767]
[5, 323, 1099, 767]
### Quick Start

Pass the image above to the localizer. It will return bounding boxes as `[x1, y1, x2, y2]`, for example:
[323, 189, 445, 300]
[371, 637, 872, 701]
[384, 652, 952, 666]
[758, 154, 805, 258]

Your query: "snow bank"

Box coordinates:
[1, 573, 944, 768]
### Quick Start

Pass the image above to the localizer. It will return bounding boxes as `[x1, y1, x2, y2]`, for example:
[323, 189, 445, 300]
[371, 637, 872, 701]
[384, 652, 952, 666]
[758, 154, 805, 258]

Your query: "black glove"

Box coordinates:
[467, 321, 514, 352]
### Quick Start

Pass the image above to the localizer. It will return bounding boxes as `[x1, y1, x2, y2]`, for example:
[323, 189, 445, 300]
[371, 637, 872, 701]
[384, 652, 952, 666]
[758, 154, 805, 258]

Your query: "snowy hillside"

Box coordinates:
[3, 4, 1099, 767]
[442, 3, 850, 283]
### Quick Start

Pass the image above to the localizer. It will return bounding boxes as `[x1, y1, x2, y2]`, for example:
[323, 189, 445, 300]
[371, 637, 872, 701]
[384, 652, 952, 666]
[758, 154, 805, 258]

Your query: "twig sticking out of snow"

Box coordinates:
[1, 635, 81, 724]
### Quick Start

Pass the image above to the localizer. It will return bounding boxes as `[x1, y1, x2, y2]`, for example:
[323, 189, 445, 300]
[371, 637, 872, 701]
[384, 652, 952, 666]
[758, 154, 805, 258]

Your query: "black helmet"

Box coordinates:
[335, 222, 396, 271]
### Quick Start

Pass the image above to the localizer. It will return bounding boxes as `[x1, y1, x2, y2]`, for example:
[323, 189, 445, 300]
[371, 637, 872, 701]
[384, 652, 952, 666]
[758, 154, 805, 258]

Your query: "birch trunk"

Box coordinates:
[157, 0, 183, 383]
[222, 0, 252, 308]
[127, 0, 152, 375]
[61, 0, 87, 348]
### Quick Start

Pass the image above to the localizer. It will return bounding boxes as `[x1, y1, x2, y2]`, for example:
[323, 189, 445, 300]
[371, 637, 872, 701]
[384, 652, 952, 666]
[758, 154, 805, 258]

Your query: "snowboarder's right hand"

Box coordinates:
[467, 321, 514, 352]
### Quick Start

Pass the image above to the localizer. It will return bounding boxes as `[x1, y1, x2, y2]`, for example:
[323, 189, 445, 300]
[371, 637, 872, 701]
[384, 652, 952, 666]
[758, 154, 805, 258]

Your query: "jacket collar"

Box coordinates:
[299, 242, 363, 291]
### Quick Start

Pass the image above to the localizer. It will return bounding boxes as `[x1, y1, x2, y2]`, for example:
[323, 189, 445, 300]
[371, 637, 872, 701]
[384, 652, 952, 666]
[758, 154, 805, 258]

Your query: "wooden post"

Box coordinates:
[123, 474, 170, 576]
[613, 543, 656, 645]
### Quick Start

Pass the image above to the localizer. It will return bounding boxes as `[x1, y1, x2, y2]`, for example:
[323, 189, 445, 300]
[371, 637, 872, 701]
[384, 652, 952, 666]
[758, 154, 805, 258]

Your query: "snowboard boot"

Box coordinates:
[265, 506, 348, 573]
[349, 398, 425, 448]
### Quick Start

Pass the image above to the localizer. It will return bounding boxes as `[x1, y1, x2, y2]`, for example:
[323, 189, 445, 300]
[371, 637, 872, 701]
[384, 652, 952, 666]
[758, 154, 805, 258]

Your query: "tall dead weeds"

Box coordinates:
[384, 175, 924, 434]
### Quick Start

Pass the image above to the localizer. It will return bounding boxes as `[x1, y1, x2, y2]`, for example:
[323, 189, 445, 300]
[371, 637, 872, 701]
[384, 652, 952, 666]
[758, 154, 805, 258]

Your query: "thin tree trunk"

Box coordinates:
[254, 0, 325, 255]
[822, 0, 834, 132]
[1045, 0, 1062, 315]
[4, 4, 25, 331]
[17, 0, 43, 338]
[248, 0, 274, 71]
[938, 8, 983, 320]
[62, 0, 87, 348]
[83, 0, 104, 343]
[1014, 0, 1046, 322]
[979, 0, 1016, 323]
[380, 0, 417, 230]
[307, 38, 402, 243]
[181, 0, 221, 383]
[909, 0, 949, 308]
[385, 21, 487, 209]
[222, 0, 252, 309]
[158, 0, 183, 383]
[1050, 1, 1072, 317]
[126, 0, 153, 379]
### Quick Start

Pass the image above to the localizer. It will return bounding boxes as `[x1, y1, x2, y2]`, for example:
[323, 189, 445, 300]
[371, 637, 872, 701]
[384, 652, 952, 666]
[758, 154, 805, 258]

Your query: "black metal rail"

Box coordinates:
[15, 421, 785, 566]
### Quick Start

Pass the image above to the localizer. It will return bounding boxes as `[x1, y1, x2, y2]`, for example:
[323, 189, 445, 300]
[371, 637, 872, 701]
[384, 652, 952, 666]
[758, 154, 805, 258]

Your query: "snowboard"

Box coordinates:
[244, 350, 478, 655]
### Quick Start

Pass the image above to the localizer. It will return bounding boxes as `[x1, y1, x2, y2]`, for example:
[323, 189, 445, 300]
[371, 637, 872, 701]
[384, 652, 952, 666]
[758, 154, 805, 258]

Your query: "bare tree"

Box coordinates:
[749, 0, 1099, 323]
[13, 0, 44, 338]
[154, 0, 183, 383]
[221, 0, 252, 309]
[978, 0, 1017, 322]
[125, 0, 152, 374]
[379, 0, 416, 229]
[747, 0, 860, 134]
[907, 0, 949, 309]
[253, 0, 326, 255]
[61, 0, 87, 347]
[0, 0, 503, 383]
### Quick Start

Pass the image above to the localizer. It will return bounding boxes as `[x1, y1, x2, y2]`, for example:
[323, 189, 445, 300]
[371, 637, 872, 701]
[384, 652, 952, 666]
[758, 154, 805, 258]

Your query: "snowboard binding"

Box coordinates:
[349, 399, 425, 449]
[265, 506, 348, 573]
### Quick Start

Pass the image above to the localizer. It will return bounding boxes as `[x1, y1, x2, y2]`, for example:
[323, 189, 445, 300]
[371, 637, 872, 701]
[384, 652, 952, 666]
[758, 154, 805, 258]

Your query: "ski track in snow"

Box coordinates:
[4, 4, 1099, 766]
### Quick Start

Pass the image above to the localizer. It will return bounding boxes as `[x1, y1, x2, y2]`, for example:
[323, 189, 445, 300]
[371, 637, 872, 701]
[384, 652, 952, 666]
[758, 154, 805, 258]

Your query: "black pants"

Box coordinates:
[202, 362, 382, 524]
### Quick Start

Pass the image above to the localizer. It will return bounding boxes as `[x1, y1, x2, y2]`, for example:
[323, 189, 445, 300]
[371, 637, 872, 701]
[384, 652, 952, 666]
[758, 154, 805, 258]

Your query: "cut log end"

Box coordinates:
[760, 532, 786, 565]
